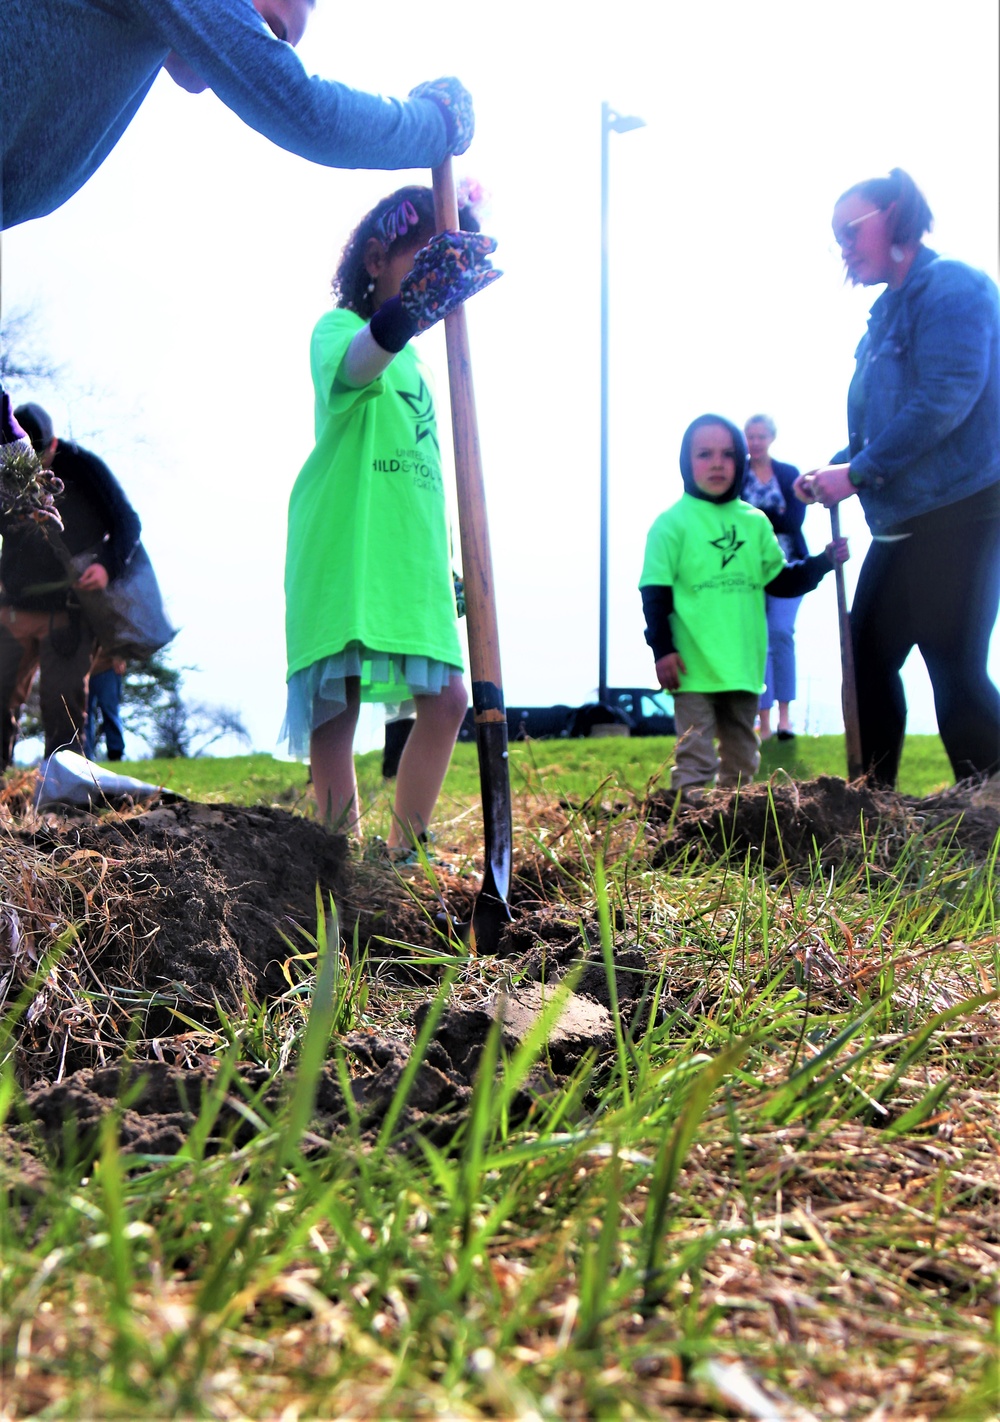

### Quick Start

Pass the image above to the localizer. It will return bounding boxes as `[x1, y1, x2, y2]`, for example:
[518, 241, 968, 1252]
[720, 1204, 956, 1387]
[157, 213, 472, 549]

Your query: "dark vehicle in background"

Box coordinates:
[385, 689, 675, 775]
[601, 687, 675, 737]
[455, 688, 675, 744]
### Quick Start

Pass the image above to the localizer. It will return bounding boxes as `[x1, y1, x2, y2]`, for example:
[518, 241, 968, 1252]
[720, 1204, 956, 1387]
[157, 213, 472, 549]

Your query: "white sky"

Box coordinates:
[2, 0, 998, 757]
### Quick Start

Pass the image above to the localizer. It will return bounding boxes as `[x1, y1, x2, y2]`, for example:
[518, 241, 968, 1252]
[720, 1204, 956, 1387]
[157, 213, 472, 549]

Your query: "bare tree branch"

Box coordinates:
[0, 305, 65, 389]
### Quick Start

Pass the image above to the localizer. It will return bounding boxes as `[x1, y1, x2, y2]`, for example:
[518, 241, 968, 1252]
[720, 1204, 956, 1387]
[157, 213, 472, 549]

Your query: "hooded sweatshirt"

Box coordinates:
[639, 414, 832, 694]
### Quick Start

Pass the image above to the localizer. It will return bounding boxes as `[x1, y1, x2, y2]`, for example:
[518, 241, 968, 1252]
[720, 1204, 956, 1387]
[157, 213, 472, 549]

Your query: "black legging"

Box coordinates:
[850, 513, 1000, 786]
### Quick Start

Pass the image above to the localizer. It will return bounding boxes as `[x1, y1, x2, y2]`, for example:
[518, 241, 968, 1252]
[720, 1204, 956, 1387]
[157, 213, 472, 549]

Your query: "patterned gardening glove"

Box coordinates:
[0, 390, 64, 529]
[400, 231, 501, 333]
[408, 76, 474, 156]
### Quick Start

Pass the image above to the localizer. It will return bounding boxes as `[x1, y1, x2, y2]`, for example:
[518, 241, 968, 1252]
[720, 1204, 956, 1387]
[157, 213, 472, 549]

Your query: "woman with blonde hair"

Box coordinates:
[742, 413, 809, 740]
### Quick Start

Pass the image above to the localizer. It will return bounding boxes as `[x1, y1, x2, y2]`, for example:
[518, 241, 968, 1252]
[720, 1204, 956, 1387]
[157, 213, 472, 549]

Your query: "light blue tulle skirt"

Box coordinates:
[281, 641, 462, 758]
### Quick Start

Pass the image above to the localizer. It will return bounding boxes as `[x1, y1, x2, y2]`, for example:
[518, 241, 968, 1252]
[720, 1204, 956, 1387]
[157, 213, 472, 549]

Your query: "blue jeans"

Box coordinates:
[760, 594, 801, 708]
[84, 668, 125, 760]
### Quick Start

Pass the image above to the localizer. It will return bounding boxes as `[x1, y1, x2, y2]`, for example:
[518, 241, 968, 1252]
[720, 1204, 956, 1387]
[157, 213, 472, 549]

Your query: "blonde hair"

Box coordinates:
[744, 413, 776, 438]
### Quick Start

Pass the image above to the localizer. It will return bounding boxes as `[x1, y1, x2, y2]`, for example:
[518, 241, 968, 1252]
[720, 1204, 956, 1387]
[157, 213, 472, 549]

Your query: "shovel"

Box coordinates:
[831, 506, 864, 780]
[432, 158, 513, 953]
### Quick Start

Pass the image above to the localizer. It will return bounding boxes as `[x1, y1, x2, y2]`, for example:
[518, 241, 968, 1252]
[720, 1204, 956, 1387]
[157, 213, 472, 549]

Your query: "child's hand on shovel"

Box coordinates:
[401, 230, 502, 332]
[825, 537, 850, 566]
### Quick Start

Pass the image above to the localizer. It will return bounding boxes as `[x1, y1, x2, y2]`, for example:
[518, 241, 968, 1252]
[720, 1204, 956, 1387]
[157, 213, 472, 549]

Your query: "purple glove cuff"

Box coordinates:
[408, 77, 474, 157]
[369, 296, 419, 353]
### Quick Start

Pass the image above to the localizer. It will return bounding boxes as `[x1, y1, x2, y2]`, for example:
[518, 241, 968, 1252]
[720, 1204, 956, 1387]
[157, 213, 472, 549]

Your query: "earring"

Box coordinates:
[366, 277, 376, 296]
[890, 244, 905, 262]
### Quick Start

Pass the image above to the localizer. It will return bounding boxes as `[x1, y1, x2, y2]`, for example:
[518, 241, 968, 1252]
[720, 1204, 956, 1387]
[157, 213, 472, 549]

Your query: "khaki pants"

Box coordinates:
[672, 690, 760, 790]
[0, 605, 95, 767]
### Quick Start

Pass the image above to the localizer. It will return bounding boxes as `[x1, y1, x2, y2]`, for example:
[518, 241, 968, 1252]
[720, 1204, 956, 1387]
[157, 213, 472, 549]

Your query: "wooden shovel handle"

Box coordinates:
[432, 158, 504, 721]
[432, 158, 512, 949]
[831, 506, 864, 780]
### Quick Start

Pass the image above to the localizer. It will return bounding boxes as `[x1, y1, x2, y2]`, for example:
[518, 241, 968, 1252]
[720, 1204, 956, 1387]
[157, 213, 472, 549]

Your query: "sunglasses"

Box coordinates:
[832, 207, 882, 252]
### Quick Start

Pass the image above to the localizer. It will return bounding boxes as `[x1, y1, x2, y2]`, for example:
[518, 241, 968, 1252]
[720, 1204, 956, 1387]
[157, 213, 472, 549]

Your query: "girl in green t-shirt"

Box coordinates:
[283, 184, 500, 853]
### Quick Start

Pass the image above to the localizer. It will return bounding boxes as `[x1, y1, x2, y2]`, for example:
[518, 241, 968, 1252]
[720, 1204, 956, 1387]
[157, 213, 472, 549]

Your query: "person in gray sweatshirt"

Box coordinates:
[0, 0, 473, 230]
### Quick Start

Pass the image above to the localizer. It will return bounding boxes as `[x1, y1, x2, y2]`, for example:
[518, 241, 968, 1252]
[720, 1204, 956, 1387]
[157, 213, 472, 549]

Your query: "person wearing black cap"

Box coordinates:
[639, 414, 847, 794]
[0, 404, 140, 767]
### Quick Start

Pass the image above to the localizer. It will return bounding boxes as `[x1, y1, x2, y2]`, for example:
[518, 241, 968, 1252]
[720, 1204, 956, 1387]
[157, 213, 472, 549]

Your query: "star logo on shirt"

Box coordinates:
[710, 525, 745, 568]
[399, 377, 439, 451]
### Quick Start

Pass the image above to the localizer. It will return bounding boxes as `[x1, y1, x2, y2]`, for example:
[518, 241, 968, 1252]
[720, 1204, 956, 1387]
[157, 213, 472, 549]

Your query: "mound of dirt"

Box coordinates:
[24, 801, 351, 1003]
[647, 774, 1000, 868]
[3, 777, 998, 1173]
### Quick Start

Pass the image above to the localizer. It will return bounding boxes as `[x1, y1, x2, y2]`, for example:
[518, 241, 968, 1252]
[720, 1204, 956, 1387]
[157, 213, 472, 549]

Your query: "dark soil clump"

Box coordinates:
[647, 774, 1000, 869]
[25, 801, 351, 1003]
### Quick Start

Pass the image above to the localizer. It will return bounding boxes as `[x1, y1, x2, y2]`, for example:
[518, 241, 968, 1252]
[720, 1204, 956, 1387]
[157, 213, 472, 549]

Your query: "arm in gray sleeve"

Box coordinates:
[142, 0, 453, 170]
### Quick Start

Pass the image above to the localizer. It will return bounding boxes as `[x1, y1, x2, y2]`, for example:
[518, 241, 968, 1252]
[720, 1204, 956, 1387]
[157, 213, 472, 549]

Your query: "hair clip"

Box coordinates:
[375, 199, 420, 247]
[456, 177, 489, 222]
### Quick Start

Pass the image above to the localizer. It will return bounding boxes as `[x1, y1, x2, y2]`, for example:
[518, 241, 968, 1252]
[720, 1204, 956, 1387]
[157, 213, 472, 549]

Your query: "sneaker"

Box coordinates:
[673, 785, 706, 807]
[776, 729, 796, 741]
[363, 832, 449, 870]
[363, 835, 412, 866]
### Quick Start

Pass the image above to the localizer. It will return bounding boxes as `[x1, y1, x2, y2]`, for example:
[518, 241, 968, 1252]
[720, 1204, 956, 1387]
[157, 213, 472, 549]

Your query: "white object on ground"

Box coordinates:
[34, 750, 178, 809]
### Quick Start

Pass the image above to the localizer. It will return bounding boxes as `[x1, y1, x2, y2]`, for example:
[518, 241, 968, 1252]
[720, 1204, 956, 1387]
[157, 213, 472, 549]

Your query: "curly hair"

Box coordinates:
[836, 167, 934, 246]
[332, 183, 482, 318]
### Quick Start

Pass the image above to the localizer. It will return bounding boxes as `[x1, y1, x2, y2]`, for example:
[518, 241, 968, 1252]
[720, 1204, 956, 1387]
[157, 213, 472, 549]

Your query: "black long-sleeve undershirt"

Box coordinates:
[641, 551, 833, 660]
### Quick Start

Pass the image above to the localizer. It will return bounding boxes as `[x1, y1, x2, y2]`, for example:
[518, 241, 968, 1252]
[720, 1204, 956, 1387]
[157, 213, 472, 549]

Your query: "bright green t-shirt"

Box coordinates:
[639, 494, 786, 694]
[284, 309, 462, 684]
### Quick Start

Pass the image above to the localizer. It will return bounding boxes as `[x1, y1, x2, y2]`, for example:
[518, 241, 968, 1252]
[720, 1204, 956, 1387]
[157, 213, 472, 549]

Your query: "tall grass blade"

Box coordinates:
[642, 1036, 751, 1305]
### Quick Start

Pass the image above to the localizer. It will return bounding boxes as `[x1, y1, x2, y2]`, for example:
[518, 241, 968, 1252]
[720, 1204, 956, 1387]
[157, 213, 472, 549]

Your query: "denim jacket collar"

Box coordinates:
[867, 244, 938, 331]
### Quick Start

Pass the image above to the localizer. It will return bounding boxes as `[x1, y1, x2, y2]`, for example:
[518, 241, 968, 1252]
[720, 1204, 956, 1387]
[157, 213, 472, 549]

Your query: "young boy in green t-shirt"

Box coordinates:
[640, 413, 848, 792]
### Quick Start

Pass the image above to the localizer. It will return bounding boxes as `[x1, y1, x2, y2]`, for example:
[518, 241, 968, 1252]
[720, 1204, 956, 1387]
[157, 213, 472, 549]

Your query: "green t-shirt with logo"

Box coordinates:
[639, 494, 786, 694]
[285, 309, 462, 683]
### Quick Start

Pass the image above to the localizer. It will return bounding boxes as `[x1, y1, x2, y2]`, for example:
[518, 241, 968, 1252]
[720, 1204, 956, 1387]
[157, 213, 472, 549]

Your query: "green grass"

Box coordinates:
[115, 731, 955, 810]
[2, 821, 997, 1418]
[4, 731, 995, 1418]
[110, 751, 313, 805]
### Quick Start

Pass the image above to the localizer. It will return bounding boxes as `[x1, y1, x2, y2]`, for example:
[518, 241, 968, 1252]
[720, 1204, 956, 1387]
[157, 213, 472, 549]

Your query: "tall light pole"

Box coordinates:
[599, 101, 645, 706]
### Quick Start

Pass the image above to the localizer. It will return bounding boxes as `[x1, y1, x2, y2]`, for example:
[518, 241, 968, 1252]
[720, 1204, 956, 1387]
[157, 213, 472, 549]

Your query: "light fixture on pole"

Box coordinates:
[599, 101, 645, 708]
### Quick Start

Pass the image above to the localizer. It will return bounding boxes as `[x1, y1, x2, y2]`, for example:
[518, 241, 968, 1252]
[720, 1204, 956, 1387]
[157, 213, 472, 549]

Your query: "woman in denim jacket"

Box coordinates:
[798, 168, 1000, 788]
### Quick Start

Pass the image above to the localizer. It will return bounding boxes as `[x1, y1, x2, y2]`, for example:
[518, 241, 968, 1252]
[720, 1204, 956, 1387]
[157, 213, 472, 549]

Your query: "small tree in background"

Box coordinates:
[120, 650, 185, 753]
[183, 703, 253, 757]
[10, 651, 251, 761]
[0, 305, 64, 389]
[121, 650, 250, 758]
